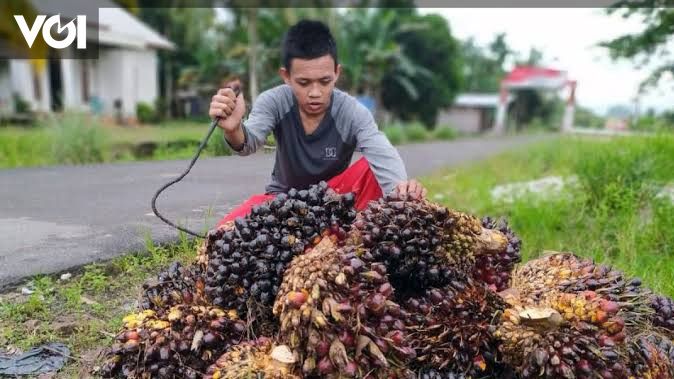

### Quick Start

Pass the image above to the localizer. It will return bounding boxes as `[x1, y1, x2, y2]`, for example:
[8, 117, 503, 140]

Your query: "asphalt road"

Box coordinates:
[0, 134, 548, 287]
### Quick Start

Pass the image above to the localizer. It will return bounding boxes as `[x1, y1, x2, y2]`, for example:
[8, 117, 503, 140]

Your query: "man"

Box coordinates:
[209, 20, 426, 226]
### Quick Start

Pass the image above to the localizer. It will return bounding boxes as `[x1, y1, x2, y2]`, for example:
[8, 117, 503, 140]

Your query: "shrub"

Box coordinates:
[433, 126, 457, 140]
[383, 125, 405, 145]
[404, 122, 429, 142]
[136, 102, 157, 124]
[207, 133, 232, 157]
[13, 93, 31, 114]
[47, 112, 107, 165]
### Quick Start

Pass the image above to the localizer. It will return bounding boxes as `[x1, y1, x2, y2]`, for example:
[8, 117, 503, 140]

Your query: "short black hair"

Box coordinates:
[282, 20, 338, 72]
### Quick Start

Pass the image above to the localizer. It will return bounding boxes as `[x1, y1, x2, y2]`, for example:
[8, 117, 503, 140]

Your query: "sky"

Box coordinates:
[420, 8, 674, 115]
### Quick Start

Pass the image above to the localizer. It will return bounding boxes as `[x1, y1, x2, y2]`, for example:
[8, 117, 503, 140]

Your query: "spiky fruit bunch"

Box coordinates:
[626, 333, 674, 379]
[201, 182, 356, 316]
[650, 295, 674, 335]
[475, 217, 522, 292]
[141, 261, 206, 312]
[273, 237, 415, 378]
[100, 305, 245, 379]
[510, 253, 651, 327]
[401, 279, 505, 376]
[352, 196, 507, 291]
[204, 338, 299, 379]
[496, 290, 629, 378]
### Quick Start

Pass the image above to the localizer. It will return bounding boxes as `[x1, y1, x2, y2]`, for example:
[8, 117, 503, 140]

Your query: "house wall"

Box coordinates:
[93, 47, 158, 119]
[8, 60, 51, 112]
[0, 61, 12, 114]
[437, 107, 483, 133]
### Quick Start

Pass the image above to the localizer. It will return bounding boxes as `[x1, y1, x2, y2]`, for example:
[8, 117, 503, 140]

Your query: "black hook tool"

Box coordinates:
[151, 85, 241, 238]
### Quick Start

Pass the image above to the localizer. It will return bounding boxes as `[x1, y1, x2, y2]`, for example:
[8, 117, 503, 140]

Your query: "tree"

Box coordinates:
[335, 9, 428, 120]
[136, 4, 218, 117]
[381, 13, 462, 127]
[459, 38, 503, 92]
[601, 3, 674, 90]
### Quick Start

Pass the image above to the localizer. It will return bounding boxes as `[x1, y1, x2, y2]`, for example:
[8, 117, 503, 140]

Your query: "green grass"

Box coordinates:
[0, 232, 201, 378]
[0, 117, 231, 168]
[422, 134, 674, 296]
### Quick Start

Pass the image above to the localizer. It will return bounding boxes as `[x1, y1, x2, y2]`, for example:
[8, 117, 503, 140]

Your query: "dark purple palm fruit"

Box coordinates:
[649, 294, 674, 336]
[351, 195, 507, 293]
[140, 261, 207, 313]
[200, 182, 357, 328]
[475, 216, 522, 292]
[401, 278, 506, 377]
[100, 304, 246, 379]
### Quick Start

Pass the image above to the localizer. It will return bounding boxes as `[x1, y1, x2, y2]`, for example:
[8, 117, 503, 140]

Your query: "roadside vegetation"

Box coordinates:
[0, 114, 459, 169]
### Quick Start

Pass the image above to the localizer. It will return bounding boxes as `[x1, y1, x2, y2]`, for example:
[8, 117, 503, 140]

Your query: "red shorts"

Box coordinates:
[216, 157, 383, 227]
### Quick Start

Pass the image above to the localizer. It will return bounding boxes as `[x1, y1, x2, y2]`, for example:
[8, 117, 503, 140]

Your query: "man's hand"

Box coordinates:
[209, 87, 246, 133]
[392, 179, 427, 200]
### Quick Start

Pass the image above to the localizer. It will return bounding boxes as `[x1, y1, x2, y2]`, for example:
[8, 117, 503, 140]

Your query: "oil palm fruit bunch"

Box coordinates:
[100, 305, 246, 379]
[141, 261, 207, 312]
[510, 252, 651, 327]
[401, 278, 506, 377]
[204, 338, 300, 379]
[474, 217, 522, 292]
[273, 237, 416, 378]
[352, 196, 508, 292]
[496, 289, 629, 378]
[650, 295, 674, 335]
[201, 182, 357, 317]
[626, 333, 674, 378]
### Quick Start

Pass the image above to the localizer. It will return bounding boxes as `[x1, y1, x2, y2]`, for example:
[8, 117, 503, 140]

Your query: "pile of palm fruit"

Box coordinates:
[99, 183, 674, 378]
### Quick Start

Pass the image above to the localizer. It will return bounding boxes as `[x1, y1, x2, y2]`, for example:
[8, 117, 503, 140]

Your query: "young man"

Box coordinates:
[209, 20, 426, 226]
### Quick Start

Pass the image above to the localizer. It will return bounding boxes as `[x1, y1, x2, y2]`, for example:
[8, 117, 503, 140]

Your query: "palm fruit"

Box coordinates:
[197, 221, 234, 266]
[475, 217, 522, 292]
[510, 252, 651, 328]
[650, 295, 674, 335]
[415, 369, 468, 379]
[273, 237, 416, 378]
[626, 333, 674, 378]
[401, 279, 506, 377]
[141, 261, 207, 312]
[100, 305, 245, 378]
[201, 182, 357, 319]
[496, 289, 629, 378]
[204, 338, 300, 379]
[352, 196, 508, 292]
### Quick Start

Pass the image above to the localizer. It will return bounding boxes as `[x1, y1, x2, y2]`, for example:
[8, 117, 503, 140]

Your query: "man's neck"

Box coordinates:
[299, 109, 326, 135]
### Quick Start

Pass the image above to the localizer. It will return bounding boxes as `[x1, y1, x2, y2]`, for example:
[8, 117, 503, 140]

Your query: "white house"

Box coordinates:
[437, 93, 514, 133]
[0, 0, 174, 121]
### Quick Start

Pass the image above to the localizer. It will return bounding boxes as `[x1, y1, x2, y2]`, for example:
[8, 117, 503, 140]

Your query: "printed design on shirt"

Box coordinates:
[323, 146, 337, 160]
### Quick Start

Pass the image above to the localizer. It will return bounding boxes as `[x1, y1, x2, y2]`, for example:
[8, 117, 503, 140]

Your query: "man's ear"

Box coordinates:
[279, 67, 291, 85]
[335, 63, 342, 83]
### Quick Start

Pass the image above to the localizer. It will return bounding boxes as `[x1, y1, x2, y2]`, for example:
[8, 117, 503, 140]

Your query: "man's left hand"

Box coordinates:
[392, 179, 427, 200]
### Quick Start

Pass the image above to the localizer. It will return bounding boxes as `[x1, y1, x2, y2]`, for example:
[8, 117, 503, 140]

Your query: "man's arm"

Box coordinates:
[210, 88, 278, 156]
[228, 90, 280, 156]
[350, 103, 408, 195]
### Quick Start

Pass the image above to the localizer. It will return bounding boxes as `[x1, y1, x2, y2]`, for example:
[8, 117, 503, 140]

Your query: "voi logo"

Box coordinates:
[14, 15, 87, 49]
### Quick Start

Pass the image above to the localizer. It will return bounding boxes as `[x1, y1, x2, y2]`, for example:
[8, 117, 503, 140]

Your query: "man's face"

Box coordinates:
[280, 55, 341, 117]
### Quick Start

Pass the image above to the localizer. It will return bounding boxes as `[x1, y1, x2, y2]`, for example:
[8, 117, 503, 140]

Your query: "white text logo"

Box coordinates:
[14, 15, 86, 49]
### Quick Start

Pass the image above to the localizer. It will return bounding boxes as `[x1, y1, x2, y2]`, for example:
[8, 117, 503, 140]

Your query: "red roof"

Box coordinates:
[502, 66, 568, 89]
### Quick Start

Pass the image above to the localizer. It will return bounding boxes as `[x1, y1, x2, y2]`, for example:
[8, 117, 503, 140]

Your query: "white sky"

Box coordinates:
[420, 8, 674, 115]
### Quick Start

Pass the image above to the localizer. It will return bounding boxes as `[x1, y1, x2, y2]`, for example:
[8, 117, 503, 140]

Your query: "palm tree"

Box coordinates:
[335, 8, 430, 119]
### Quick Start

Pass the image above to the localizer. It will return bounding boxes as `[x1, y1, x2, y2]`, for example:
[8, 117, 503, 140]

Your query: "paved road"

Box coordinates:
[0, 134, 549, 287]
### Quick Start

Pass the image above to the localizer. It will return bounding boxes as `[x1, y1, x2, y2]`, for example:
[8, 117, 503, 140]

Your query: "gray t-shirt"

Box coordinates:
[227, 85, 407, 194]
